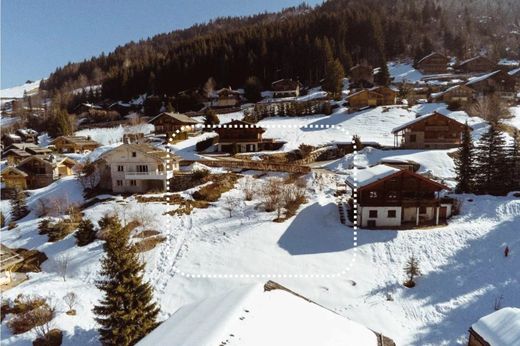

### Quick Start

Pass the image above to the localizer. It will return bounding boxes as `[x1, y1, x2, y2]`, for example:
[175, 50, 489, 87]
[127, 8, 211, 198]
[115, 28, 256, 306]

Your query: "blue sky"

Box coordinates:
[1, 0, 322, 88]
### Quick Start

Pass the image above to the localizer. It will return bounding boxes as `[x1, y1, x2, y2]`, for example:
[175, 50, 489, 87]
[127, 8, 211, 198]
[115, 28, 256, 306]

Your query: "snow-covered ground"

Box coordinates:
[0, 80, 41, 99]
[75, 123, 154, 146]
[389, 62, 423, 83]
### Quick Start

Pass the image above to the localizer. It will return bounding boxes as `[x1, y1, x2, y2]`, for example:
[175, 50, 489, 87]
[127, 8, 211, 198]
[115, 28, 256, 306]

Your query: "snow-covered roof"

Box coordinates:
[417, 52, 447, 64]
[471, 307, 520, 346]
[345, 165, 400, 189]
[391, 112, 465, 133]
[459, 55, 494, 66]
[509, 67, 520, 76]
[466, 70, 501, 85]
[137, 282, 379, 346]
[148, 112, 201, 125]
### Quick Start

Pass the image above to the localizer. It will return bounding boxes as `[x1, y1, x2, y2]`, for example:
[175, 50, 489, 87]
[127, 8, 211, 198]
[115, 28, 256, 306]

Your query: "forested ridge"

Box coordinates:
[40, 0, 520, 102]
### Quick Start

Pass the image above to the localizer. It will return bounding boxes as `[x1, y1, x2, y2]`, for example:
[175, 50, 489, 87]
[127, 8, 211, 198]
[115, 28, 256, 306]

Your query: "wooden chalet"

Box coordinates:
[346, 89, 383, 108]
[0, 245, 24, 286]
[457, 56, 497, 73]
[468, 307, 520, 346]
[15, 129, 38, 143]
[211, 87, 241, 108]
[430, 84, 476, 105]
[214, 120, 283, 153]
[392, 112, 469, 149]
[349, 64, 374, 88]
[1, 133, 22, 147]
[16, 155, 76, 189]
[271, 79, 301, 98]
[346, 165, 452, 228]
[416, 52, 449, 74]
[0, 167, 28, 192]
[148, 112, 201, 137]
[370, 86, 397, 105]
[3, 149, 31, 166]
[51, 136, 100, 154]
[466, 70, 516, 101]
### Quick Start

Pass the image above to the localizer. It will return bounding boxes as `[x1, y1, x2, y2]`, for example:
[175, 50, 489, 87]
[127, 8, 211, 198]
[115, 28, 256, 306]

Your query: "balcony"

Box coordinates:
[125, 171, 172, 180]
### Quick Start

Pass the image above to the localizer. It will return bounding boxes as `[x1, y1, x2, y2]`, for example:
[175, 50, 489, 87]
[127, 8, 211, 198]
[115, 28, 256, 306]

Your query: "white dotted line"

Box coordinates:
[165, 123, 358, 278]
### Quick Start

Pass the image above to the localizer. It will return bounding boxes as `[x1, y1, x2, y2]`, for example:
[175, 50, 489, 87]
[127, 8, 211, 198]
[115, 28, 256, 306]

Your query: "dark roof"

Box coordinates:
[391, 111, 467, 133]
[51, 136, 100, 146]
[417, 52, 448, 64]
[148, 112, 201, 125]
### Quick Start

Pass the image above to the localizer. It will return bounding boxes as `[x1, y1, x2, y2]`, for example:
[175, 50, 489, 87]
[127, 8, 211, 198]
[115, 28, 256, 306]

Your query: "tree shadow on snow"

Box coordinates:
[62, 326, 100, 346]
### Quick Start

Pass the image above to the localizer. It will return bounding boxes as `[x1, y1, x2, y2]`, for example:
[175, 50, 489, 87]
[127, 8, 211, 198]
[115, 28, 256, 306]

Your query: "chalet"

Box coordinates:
[16, 155, 76, 189]
[346, 89, 383, 108]
[430, 84, 476, 105]
[350, 64, 374, 88]
[370, 86, 397, 105]
[466, 70, 516, 101]
[214, 120, 284, 153]
[1, 133, 22, 147]
[148, 112, 201, 137]
[73, 102, 103, 114]
[416, 52, 449, 74]
[136, 281, 395, 346]
[210, 87, 241, 108]
[457, 56, 497, 73]
[51, 136, 100, 154]
[271, 79, 301, 98]
[0, 245, 24, 286]
[346, 165, 452, 228]
[15, 129, 38, 143]
[391, 112, 470, 149]
[96, 143, 179, 193]
[0, 167, 28, 191]
[3, 149, 32, 166]
[468, 307, 520, 346]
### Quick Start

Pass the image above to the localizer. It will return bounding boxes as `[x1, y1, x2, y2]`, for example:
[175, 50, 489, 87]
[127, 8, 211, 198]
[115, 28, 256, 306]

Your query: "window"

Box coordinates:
[116, 180, 123, 186]
[388, 191, 397, 199]
[369, 191, 378, 199]
[369, 210, 378, 218]
[137, 165, 149, 173]
[117, 165, 124, 172]
[419, 206, 427, 214]
[410, 134, 417, 142]
[388, 210, 397, 218]
[132, 152, 137, 157]
[130, 180, 137, 186]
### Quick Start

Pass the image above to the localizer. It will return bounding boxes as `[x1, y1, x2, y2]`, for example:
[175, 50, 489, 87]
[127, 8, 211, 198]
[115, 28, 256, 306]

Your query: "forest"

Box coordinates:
[40, 0, 520, 104]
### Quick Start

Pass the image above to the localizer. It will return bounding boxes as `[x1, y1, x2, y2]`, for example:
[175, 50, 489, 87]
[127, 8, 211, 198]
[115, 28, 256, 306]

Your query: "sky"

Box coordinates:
[1, 0, 322, 88]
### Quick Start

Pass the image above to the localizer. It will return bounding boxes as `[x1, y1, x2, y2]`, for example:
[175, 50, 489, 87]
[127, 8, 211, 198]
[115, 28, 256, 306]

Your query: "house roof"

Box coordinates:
[51, 136, 100, 146]
[430, 84, 476, 99]
[0, 244, 24, 271]
[136, 281, 380, 346]
[3, 149, 32, 158]
[465, 70, 503, 86]
[471, 307, 520, 346]
[458, 55, 495, 67]
[417, 52, 448, 64]
[346, 89, 383, 99]
[99, 143, 180, 162]
[391, 111, 467, 133]
[148, 112, 201, 125]
[1, 166, 28, 177]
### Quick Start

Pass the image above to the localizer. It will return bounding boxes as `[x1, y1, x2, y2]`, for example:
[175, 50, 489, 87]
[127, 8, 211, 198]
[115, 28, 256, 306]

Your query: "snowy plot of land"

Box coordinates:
[1, 169, 520, 346]
[75, 123, 155, 146]
[388, 62, 424, 83]
[0, 80, 41, 99]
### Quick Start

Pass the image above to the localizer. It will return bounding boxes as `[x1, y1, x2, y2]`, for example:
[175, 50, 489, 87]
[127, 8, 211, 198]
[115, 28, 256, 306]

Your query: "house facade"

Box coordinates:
[210, 88, 241, 108]
[0, 167, 28, 191]
[466, 70, 517, 101]
[370, 86, 397, 105]
[16, 155, 76, 189]
[148, 112, 201, 137]
[96, 143, 179, 193]
[52, 136, 100, 154]
[458, 56, 497, 73]
[271, 79, 301, 98]
[214, 120, 268, 153]
[346, 89, 383, 108]
[392, 112, 469, 149]
[431, 84, 476, 105]
[417, 52, 449, 74]
[346, 165, 453, 228]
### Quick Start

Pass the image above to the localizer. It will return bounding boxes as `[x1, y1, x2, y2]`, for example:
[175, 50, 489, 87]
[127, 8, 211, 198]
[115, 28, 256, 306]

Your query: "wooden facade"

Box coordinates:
[458, 56, 497, 73]
[148, 112, 201, 136]
[271, 79, 301, 98]
[214, 120, 266, 153]
[347, 89, 383, 108]
[432, 84, 476, 105]
[52, 136, 100, 154]
[0, 167, 28, 191]
[350, 64, 374, 87]
[392, 112, 469, 149]
[466, 70, 516, 101]
[370, 86, 397, 105]
[211, 88, 241, 108]
[417, 52, 449, 74]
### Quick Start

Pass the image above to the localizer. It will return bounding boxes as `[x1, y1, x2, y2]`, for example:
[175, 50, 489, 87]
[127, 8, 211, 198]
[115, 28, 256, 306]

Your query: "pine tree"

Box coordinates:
[75, 219, 97, 246]
[404, 254, 421, 287]
[474, 125, 509, 195]
[509, 130, 520, 191]
[323, 58, 345, 97]
[244, 76, 262, 103]
[10, 190, 29, 221]
[454, 123, 475, 193]
[374, 59, 391, 86]
[93, 216, 159, 346]
[204, 109, 220, 127]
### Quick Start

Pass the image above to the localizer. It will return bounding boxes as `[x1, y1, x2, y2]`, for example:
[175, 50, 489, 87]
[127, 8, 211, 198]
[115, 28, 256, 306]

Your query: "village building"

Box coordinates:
[214, 120, 284, 153]
[416, 52, 449, 74]
[391, 112, 470, 149]
[3, 149, 32, 166]
[370, 85, 398, 105]
[508, 67, 520, 90]
[457, 56, 497, 73]
[346, 87, 396, 108]
[0, 166, 28, 192]
[148, 112, 201, 137]
[346, 165, 453, 228]
[271, 79, 301, 98]
[15, 129, 38, 143]
[136, 281, 395, 346]
[73, 102, 104, 115]
[349, 64, 374, 88]
[14, 155, 76, 189]
[96, 143, 179, 193]
[51, 136, 100, 154]
[210, 87, 241, 108]
[466, 70, 516, 101]
[1, 133, 22, 147]
[430, 84, 476, 105]
[0, 245, 24, 286]
[468, 307, 520, 346]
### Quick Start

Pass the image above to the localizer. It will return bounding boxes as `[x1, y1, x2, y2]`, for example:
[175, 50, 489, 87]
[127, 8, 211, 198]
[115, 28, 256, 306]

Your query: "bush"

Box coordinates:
[47, 221, 76, 242]
[38, 219, 52, 235]
[75, 219, 97, 246]
[192, 168, 210, 180]
[6, 295, 53, 335]
[134, 236, 167, 252]
[33, 328, 62, 346]
[8, 222, 17, 230]
[192, 174, 239, 202]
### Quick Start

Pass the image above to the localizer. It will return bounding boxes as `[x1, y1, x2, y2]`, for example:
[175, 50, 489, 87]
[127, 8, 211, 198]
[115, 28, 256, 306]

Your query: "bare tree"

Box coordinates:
[262, 178, 284, 215]
[467, 95, 512, 125]
[240, 176, 256, 201]
[223, 196, 240, 218]
[63, 292, 78, 315]
[32, 300, 56, 341]
[55, 255, 70, 282]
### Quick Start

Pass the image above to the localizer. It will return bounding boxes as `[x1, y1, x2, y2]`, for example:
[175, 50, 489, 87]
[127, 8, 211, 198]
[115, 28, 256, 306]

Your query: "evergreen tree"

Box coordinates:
[323, 58, 345, 97]
[454, 123, 475, 193]
[244, 76, 262, 103]
[75, 219, 97, 246]
[374, 60, 391, 86]
[0, 211, 4, 228]
[10, 190, 29, 221]
[53, 108, 73, 137]
[404, 254, 421, 287]
[509, 130, 520, 191]
[474, 125, 509, 195]
[203, 109, 220, 127]
[93, 216, 159, 346]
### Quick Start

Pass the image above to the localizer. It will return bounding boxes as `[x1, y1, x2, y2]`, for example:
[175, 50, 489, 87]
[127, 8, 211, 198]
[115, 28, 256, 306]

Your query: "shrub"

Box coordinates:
[38, 219, 52, 235]
[192, 168, 210, 180]
[134, 230, 161, 238]
[33, 328, 62, 346]
[192, 174, 239, 202]
[47, 221, 76, 242]
[134, 236, 167, 252]
[75, 219, 97, 246]
[6, 295, 53, 335]
[8, 222, 17, 230]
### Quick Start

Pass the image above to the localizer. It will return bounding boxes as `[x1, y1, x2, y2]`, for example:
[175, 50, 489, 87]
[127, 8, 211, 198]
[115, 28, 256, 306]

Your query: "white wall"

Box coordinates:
[359, 206, 402, 228]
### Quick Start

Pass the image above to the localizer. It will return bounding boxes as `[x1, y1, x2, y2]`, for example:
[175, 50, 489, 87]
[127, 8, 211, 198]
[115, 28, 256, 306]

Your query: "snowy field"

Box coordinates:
[75, 123, 154, 146]
[0, 80, 41, 99]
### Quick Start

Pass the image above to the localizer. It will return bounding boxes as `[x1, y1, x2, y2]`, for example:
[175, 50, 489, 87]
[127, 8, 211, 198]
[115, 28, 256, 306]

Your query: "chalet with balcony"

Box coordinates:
[430, 84, 476, 105]
[457, 56, 497, 73]
[349, 64, 374, 88]
[51, 136, 100, 154]
[416, 52, 449, 74]
[271, 79, 301, 98]
[391, 112, 469, 149]
[96, 143, 179, 193]
[3, 149, 31, 166]
[466, 70, 516, 101]
[210, 87, 241, 108]
[346, 165, 452, 228]
[214, 120, 284, 153]
[468, 307, 520, 346]
[148, 112, 201, 138]
[15, 155, 76, 189]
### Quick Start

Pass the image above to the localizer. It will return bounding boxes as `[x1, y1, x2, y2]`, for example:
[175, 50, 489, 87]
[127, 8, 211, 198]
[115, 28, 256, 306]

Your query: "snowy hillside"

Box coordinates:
[0, 80, 41, 99]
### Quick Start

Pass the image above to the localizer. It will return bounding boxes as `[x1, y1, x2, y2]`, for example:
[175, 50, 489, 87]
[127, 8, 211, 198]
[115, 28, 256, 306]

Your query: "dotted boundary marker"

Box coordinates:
[165, 123, 358, 279]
